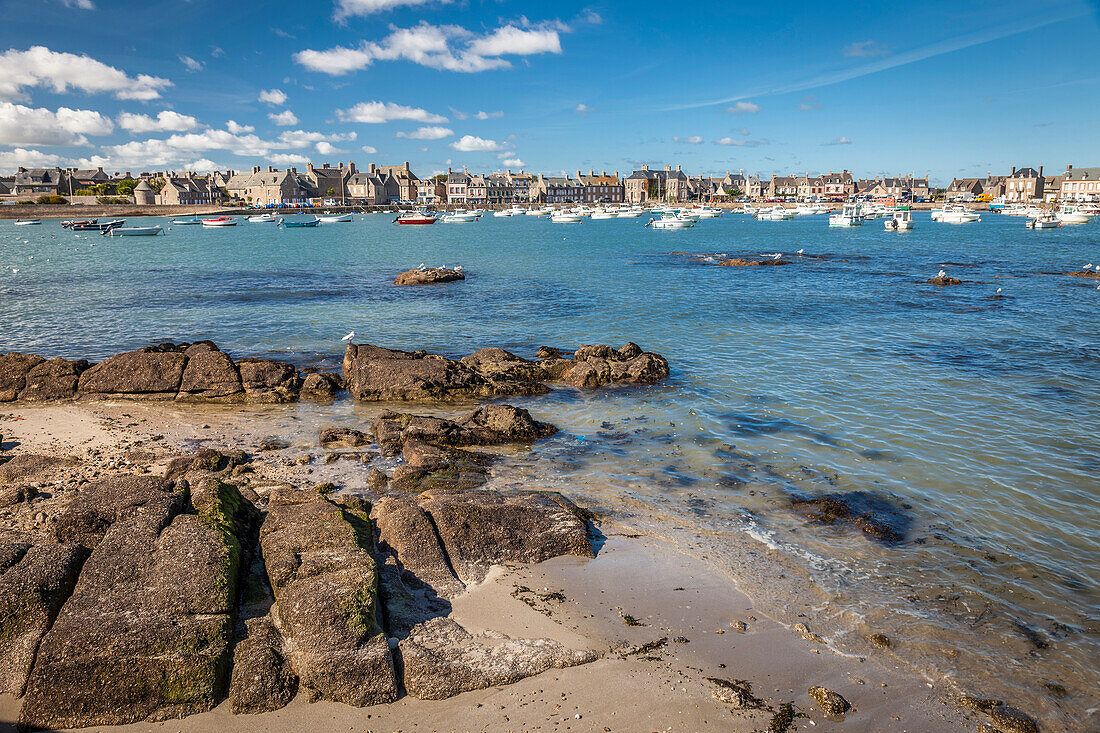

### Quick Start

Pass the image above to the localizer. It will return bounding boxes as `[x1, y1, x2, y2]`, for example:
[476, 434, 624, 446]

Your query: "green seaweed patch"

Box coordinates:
[313, 482, 337, 496]
[510, 585, 568, 617]
[620, 636, 668, 658]
[769, 703, 796, 732]
[341, 582, 381, 639]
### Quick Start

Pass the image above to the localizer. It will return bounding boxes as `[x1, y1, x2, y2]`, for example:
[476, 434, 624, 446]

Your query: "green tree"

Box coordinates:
[36, 194, 68, 205]
[115, 177, 137, 196]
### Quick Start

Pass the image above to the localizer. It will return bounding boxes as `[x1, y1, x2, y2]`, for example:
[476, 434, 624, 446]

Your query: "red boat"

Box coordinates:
[393, 212, 438, 225]
[201, 216, 237, 227]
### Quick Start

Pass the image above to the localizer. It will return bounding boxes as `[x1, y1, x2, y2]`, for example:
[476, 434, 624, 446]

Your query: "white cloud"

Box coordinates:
[574, 103, 589, 116]
[0, 147, 64, 172]
[826, 136, 853, 145]
[59, 0, 95, 9]
[295, 20, 564, 75]
[269, 153, 312, 165]
[726, 101, 760, 114]
[714, 137, 768, 147]
[258, 88, 288, 105]
[315, 141, 341, 155]
[334, 0, 450, 18]
[185, 158, 220, 172]
[449, 135, 503, 152]
[0, 101, 113, 146]
[362, 145, 377, 154]
[226, 120, 254, 134]
[474, 110, 503, 120]
[798, 95, 822, 111]
[179, 55, 203, 72]
[269, 110, 299, 126]
[118, 110, 199, 133]
[337, 101, 447, 124]
[277, 129, 356, 148]
[499, 157, 524, 168]
[395, 125, 453, 140]
[0, 46, 171, 101]
[843, 40, 889, 57]
[673, 135, 704, 144]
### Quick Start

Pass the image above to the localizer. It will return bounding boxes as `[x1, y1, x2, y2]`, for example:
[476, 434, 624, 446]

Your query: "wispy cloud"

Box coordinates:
[574, 103, 589, 116]
[824, 136, 852, 145]
[726, 101, 759, 114]
[798, 95, 822, 111]
[673, 135, 704, 144]
[843, 40, 889, 58]
[396, 125, 453, 140]
[714, 137, 768, 147]
[259, 89, 288, 105]
[179, 55, 203, 72]
[668, 7, 1089, 110]
[337, 101, 447, 124]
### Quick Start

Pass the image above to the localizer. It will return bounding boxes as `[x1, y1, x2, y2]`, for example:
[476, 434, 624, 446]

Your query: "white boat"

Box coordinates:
[493, 209, 515, 217]
[936, 206, 981, 224]
[695, 207, 721, 218]
[172, 217, 203, 225]
[442, 211, 480, 223]
[590, 208, 618, 219]
[757, 206, 795, 221]
[617, 207, 645, 218]
[677, 210, 701, 222]
[247, 213, 277, 223]
[318, 213, 353, 223]
[794, 204, 825, 216]
[550, 212, 583, 223]
[104, 225, 163, 237]
[14, 219, 41, 225]
[885, 211, 914, 230]
[829, 204, 863, 227]
[525, 207, 550, 216]
[1056, 206, 1094, 224]
[1026, 213, 1060, 229]
[646, 215, 694, 229]
[202, 216, 237, 227]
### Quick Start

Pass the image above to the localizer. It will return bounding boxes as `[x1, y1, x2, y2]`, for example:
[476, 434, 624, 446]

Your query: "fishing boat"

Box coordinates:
[61, 218, 96, 228]
[1055, 205, 1094, 224]
[829, 204, 863, 227]
[1025, 213, 1060, 229]
[441, 211, 480, 223]
[13, 219, 41, 226]
[695, 206, 722, 218]
[525, 207, 551, 216]
[493, 209, 516, 217]
[103, 225, 163, 237]
[71, 219, 125, 231]
[202, 217, 237, 227]
[318, 213, 353, 223]
[677, 210, 701, 222]
[616, 206, 645, 218]
[278, 217, 319, 228]
[646, 215, 693, 229]
[550, 211, 584, 223]
[885, 210, 914, 230]
[936, 206, 981, 224]
[247, 213, 277, 223]
[590, 208, 618, 220]
[172, 217, 203, 225]
[757, 207, 795, 221]
[394, 212, 438, 225]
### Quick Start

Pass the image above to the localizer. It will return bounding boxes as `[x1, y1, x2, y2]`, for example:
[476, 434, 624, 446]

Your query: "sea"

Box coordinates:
[2, 209, 1097, 730]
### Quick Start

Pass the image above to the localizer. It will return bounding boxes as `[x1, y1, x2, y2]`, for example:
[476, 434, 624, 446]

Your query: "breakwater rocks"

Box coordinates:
[393, 267, 466, 285]
[0, 403, 599, 728]
[0, 340, 669, 405]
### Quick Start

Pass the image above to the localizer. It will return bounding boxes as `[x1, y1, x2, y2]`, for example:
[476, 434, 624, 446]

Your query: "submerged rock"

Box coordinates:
[808, 685, 851, 716]
[926, 275, 963, 286]
[1066, 270, 1100, 279]
[790, 490, 909, 543]
[718, 258, 790, 267]
[319, 427, 371, 448]
[394, 267, 466, 285]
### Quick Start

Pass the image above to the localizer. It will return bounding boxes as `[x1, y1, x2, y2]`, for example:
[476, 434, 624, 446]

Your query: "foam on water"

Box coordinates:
[3, 211, 1098, 729]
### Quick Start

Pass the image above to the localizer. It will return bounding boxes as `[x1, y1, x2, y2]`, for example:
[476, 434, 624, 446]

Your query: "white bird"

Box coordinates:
[10, 268, 18, 273]
[938, 269, 946, 278]
[455, 265, 464, 271]
[797, 248, 804, 255]
[341, 331, 355, 342]
[417, 263, 426, 270]
[772, 252, 782, 260]
[1086, 263, 1093, 269]
[1095, 265, 1100, 272]
[996, 287, 1002, 294]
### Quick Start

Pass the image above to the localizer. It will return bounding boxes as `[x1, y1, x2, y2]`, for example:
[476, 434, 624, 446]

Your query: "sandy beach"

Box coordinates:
[0, 401, 982, 732]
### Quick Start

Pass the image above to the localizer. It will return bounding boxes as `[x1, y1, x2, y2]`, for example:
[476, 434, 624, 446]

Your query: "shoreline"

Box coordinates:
[0, 401, 1006, 732]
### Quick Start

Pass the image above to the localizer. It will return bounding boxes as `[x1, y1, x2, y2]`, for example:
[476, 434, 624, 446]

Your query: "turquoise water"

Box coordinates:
[3, 212, 1098, 728]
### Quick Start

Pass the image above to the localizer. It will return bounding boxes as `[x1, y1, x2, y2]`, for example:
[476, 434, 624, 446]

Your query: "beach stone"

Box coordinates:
[229, 616, 298, 714]
[259, 487, 398, 706]
[536, 346, 566, 359]
[237, 359, 301, 403]
[0, 454, 79, 486]
[989, 705, 1040, 733]
[390, 441, 492, 492]
[0, 353, 44, 401]
[793, 622, 824, 643]
[164, 448, 251, 482]
[20, 478, 257, 728]
[0, 542, 87, 695]
[460, 348, 549, 381]
[176, 348, 243, 401]
[18, 357, 91, 401]
[927, 275, 962, 286]
[808, 685, 851, 716]
[394, 267, 466, 285]
[790, 491, 908, 543]
[256, 436, 290, 452]
[371, 495, 465, 598]
[301, 372, 342, 400]
[869, 633, 891, 649]
[342, 344, 548, 402]
[319, 427, 370, 448]
[77, 348, 187, 399]
[0, 485, 37, 508]
[368, 468, 389, 490]
[417, 489, 593, 586]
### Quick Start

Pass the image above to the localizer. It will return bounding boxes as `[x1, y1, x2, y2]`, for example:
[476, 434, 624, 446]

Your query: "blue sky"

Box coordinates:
[0, 0, 1097, 184]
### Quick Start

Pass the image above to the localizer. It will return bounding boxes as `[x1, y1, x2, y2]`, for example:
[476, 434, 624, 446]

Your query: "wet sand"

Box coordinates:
[0, 403, 976, 732]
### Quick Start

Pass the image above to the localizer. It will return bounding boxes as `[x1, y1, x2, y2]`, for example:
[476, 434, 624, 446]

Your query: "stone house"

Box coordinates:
[446, 169, 471, 205]
[506, 170, 533, 202]
[530, 175, 583, 204]
[1060, 165, 1100, 201]
[577, 170, 623, 203]
[225, 166, 313, 206]
[13, 167, 70, 196]
[768, 176, 798, 198]
[624, 164, 690, 203]
[417, 178, 447, 205]
[157, 174, 217, 206]
[795, 174, 824, 200]
[821, 170, 855, 199]
[1004, 166, 1046, 201]
[946, 178, 984, 201]
[347, 170, 388, 204]
[374, 163, 419, 202]
[304, 162, 356, 203]
[132, 179, 156, 205]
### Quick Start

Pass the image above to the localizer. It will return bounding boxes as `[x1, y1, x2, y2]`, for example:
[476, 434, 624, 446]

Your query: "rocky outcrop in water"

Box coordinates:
[790, 491, 910, 543]
[926, 275, 963, 286]
[718, 258, 790, 267]
[394, 267, 466, 285]
[1065, 270, 1100, 279]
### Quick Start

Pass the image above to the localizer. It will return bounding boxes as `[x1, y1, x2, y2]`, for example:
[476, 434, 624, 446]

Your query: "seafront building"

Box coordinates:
[1059, 165, 1100, 201]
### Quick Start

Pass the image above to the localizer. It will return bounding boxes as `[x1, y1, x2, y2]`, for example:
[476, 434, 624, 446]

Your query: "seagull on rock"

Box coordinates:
[938, 269, 947, 278]
[996, 287, 1002, 294]
[418, 263, 426, 270]
[772, 252, 782, 260]
[341, 331, 355, 342]
[797, 248, 804, 255]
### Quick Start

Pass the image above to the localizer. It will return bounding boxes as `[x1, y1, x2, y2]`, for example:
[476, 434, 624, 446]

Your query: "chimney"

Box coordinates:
[404, 161, 410, 171]
[664, 164, 671, 171]
[614, 171, 618, 178]
[1038, 165, 1043, 177]
[252, 166, 261, 174]
[369, 163, 376, 174]
[1011, 166, 1016, 175]
[1067, 164, 1073, 171]
[576, 170, 581, 180]
[676, 164, 681, 171]
[641, 164, 648, 171]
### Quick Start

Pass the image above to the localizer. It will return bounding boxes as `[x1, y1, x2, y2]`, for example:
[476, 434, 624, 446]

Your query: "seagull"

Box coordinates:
[417, 262, 426, 270]
[797, 248, 804, 255]
[10, 268, 18, 273]
[455, 265, 464, 271]
[1095, 265, 1100, 272]
[772, 252, 782, 260]
[996, 287, 1002, 294]
[938, 269, 947, 278]
[1086, 263, 1093, 269]
[341, 331, 355, 342]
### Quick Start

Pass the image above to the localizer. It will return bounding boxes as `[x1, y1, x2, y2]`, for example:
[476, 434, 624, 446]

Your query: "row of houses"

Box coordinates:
[3, 162, 1097, 206]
